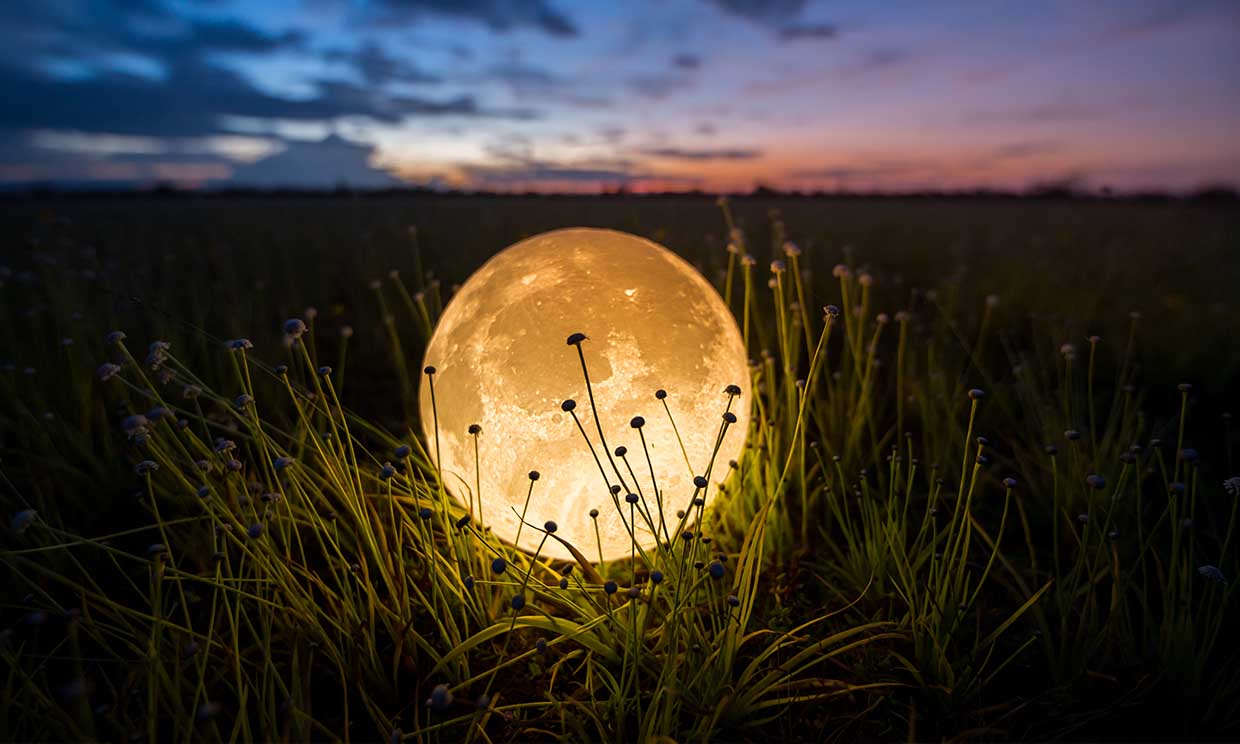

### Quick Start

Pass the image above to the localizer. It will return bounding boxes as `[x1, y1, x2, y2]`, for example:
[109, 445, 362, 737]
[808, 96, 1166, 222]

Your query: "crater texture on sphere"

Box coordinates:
[419, 228, 750, 561]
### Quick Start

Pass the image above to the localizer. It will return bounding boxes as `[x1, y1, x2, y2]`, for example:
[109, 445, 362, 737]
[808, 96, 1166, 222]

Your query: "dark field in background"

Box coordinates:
[1, 194, 1238, 741]
[3, 194, 1237, 407]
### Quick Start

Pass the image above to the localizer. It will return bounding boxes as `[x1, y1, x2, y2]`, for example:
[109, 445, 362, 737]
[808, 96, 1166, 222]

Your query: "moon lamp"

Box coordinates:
[418, 228, 750, 561]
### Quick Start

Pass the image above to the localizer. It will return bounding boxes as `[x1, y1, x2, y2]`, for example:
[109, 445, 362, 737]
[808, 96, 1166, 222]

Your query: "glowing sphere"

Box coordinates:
[419, 228, 750, 561]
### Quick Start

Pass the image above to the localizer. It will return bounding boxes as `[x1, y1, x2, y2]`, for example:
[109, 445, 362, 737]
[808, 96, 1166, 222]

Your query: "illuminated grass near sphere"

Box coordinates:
[419, 227, 750, 561]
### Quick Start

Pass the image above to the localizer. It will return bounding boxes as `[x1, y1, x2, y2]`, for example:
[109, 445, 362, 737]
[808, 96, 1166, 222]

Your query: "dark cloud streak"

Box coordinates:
[641, 146, 762, 160]
[373, 0, 578, 37]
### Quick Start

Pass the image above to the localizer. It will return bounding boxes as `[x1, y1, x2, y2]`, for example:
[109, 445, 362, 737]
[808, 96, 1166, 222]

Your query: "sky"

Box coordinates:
[1, 0, 1238, 193]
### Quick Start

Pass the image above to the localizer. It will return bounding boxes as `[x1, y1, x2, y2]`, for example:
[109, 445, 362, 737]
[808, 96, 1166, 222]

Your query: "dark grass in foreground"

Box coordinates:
[1, 196, 1238, 741]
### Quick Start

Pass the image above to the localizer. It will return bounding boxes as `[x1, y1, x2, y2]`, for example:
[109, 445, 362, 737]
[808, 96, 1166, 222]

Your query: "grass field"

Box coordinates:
[1, 194, 1238, 741]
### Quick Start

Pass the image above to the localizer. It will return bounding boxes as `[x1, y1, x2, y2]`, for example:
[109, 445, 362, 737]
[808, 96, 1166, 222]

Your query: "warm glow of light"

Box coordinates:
[419, 228, 751, 561]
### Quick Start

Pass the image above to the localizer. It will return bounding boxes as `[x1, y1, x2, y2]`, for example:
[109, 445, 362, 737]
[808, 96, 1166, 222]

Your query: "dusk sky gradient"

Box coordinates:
[2, 0, 1238, 192]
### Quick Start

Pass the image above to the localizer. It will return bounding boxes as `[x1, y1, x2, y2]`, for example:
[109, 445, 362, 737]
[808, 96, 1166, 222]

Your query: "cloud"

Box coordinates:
[672, 53, 702, 70]
[1095, 4, 1203, 44]
[461, 160, 699, 190]
[230, 134, 404, 188]
[627, 73, 694, 100]
[372, 0, 578, 37]
[458, 146, 698, 190]
[484, 62, 612, 108]
[0, 130, 405, 188]
[0, 60, 508, 138]
[641, 146, 762, 160]
[598, 126, 627, 143]
[705, 0, 808, 25]
[992, 140, 1065, 159]
[704, 0, 838, 42]
[777, 23, 838, 41]
[850, 48, 912, 74]
[341, 42, 441, 85]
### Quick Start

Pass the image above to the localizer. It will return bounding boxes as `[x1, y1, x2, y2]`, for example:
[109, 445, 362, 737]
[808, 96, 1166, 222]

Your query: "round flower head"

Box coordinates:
[135, 460, 159, 476]
[380, 463, 396, 481]
[604, 581, 617, 595]
[566, 332, 587, 346]
[395, 445, 412, 459]
[1086, 474, 1107, 490]
[105, 330, 127, 345]
[491, 557, 507, 575]
[146, 341, 171, 369]
[1198, 565, 1228, 585]
[273, 456, 294, 471]
[227, 338, 253, 352]
[96, 362, 122, 382]
[283, 319, 307, 340]
[782, 241, 801, 257]
[122, 414, 149, 437]
[147, 406, 172, 422]
[427, 684, 453, 711]
[10, 509, 37, 533]
[247, 523, 263, 539]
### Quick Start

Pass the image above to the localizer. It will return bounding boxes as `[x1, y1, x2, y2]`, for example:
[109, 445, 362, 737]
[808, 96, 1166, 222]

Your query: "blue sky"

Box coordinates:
[1, 0, 1238, 191]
